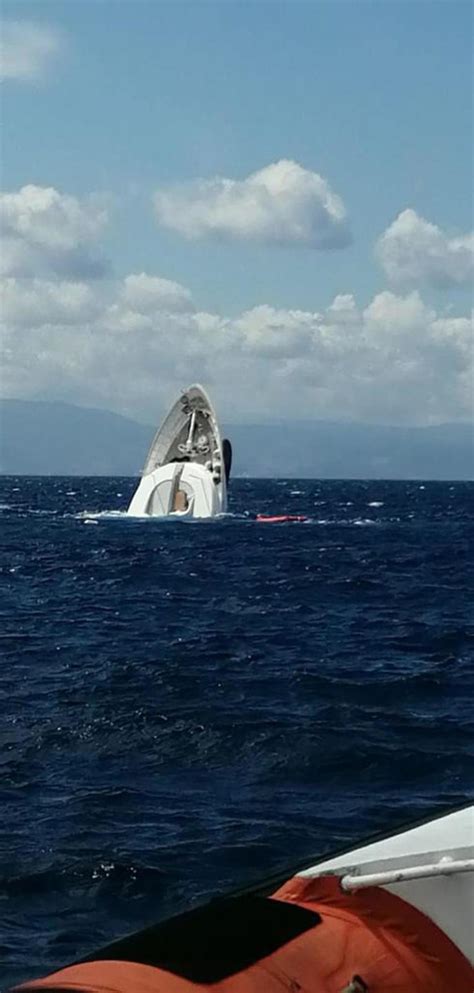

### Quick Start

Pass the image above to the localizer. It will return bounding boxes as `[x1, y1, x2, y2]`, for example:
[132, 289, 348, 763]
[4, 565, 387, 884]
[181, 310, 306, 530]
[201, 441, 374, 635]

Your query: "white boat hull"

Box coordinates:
[127, 384, 228, 520]
[297, 802, 474, 966]
[127, 461, 222, 519]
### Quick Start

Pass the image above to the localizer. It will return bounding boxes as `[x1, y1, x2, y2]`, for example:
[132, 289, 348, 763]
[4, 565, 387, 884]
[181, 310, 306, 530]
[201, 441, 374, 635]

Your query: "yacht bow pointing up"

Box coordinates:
[127, 385, 231, 520]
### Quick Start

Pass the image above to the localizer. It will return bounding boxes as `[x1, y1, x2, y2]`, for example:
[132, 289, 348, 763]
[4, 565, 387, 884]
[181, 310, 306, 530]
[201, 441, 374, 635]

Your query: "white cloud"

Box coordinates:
[120, 273, 194, 314]
[0, 21, 63, 82]
[153, 160, 351, 248]
[1, 270, 472, 427]
[0, 185, 470, 425]
[0, 185, 109, 278]
[376, 209, 474, 288]
[235, 304, 319, 357]
[102, 274, 195, 334]
[326, 294, 359, 323]
[0, 278, 101, 327]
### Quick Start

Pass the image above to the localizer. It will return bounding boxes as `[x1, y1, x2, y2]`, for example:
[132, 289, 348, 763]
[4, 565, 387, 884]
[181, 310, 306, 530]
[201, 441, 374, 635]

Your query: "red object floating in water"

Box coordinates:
[256, 514, 308, 523]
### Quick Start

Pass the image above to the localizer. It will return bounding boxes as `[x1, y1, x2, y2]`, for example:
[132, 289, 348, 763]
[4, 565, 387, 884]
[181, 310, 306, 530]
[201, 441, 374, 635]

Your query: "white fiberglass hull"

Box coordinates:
[127, 384, 229, 519]
[296, 801, 474, 965]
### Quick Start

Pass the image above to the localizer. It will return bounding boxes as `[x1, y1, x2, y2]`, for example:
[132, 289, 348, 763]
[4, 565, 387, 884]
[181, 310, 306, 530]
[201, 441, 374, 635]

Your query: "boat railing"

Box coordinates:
[340, 857, 474, 891]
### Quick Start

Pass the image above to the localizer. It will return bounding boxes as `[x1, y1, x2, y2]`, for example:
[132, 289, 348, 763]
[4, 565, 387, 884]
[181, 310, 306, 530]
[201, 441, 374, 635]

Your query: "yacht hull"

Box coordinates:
[127, 385, 228, 519]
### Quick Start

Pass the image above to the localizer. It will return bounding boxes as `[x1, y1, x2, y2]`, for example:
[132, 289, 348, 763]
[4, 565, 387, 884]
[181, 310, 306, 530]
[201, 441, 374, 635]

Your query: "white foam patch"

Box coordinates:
[77, 509, 238, 524]
[28, 509, 58, 516]
[77, 510, 130, 521]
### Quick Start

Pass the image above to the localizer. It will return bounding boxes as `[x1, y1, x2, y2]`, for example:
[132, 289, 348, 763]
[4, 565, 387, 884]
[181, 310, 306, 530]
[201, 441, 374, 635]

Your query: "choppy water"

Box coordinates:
[1, 476, 473, 988]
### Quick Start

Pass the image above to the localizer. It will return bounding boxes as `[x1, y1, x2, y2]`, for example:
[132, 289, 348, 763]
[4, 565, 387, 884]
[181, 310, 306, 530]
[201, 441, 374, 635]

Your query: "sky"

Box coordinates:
[1, 0, 473, 425]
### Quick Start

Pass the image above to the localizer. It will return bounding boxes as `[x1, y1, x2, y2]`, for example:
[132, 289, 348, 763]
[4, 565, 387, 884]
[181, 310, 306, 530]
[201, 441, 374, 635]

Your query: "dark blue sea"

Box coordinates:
[1, 476, 473, 988]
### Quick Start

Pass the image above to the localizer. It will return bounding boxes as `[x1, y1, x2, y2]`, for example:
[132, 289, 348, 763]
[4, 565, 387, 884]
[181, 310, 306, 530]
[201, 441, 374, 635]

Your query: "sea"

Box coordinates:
[1, 476, 473, 988]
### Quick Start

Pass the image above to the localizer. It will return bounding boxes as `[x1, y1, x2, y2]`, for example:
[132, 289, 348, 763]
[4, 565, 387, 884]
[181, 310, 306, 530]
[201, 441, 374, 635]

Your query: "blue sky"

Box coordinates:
[1, 1, 472, 424]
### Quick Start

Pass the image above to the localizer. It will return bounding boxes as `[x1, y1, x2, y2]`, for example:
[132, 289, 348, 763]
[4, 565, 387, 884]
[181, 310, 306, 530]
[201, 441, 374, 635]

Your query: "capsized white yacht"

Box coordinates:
[127, 384, 231, 519]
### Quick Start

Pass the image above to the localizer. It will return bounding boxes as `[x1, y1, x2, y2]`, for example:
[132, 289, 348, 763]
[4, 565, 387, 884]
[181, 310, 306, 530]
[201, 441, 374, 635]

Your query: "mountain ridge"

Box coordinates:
[0, 399, 472, 479]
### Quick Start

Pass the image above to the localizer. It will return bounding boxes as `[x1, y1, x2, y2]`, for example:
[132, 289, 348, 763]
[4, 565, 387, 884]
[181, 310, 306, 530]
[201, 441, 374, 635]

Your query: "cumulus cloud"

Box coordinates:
[120, 273, 194, 314]
[1, 268, 472, 427]
[153, 160, 351, 248]
[0, 185, 109, 278]
[0, 21, 63, 82]
[102, 273, 195, 335]
[235, 305, 319, 358]
[376, 209, 474, 288]
[1, 278, 101, 328]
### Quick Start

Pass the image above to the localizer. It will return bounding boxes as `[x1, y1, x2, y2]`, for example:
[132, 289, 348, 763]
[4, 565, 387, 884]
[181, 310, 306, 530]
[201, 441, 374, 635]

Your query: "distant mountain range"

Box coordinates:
[0, 399, 472, 479]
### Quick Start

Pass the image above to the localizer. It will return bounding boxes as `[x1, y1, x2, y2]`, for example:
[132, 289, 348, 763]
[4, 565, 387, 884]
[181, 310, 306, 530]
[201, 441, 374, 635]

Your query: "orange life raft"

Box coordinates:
[13, 874, 473, 993]
[256, 515, 308, 523]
